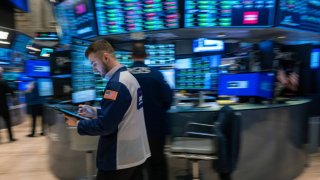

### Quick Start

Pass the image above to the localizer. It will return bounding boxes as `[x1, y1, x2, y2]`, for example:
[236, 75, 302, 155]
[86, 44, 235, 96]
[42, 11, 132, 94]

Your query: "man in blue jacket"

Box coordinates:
[65, 39, 150, 180]
[128, 42, 173, 180]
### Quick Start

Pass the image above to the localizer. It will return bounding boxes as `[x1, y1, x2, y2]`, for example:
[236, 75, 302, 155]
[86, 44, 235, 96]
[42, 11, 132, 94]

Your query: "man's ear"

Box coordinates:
[103, 52, 110, 63]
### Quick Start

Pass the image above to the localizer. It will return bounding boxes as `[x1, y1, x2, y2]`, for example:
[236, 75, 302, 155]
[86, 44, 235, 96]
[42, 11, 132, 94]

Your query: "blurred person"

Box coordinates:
[0, 66, 17, 142]
[276, 69, 299, 97]
[64, 39, 150, 180]
[128, 42, 173, 180]
[25, 81, 46, 137]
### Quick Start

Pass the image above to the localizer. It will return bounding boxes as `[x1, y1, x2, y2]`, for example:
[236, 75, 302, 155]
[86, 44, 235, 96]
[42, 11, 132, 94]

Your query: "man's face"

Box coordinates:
[88, 52, 108, 76]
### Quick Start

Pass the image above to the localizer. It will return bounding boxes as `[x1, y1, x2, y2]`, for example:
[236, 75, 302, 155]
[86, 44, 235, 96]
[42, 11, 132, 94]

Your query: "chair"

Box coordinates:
[168, 106, 241, 180]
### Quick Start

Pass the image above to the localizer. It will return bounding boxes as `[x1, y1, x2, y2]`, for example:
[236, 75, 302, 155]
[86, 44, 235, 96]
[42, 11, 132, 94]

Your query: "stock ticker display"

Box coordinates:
[71, 39, 96, 103]
[175, 55, 221, 90]
[145, 44, 175, 66]
[95, 0, 179, 35]
[184, 0, 276, 28]
[277, 0, 320, 32]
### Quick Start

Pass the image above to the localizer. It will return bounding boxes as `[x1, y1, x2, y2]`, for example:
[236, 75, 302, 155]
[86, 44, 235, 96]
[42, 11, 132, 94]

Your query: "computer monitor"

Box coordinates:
[145, 44, 175, 67]
[218, 72, 275, 99]
[193, 38, 224, 53]
[40, 48, 54, 58]
[25, 59, 51, 77]
[310, 49, 320, 69]
[37, 78, 53, 97]
[159, 69, 175, 89]
[175, 55, 221, 90]
[18, 81, 31, 91]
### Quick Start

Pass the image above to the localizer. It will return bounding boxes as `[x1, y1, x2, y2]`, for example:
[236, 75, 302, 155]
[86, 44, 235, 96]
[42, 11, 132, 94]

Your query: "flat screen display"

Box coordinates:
[18, 81, 31, 91]
[193, 38, 224, 53]
[0, 27, 15, 49]
[175, 55, 221, 90]
[310, 49, 320, 69]
[71, 38, 96, 103]
[37, 78, 53, 96]
[218, 72, 275, 99]
[95, 0, 179, 35]
[277, 0, 320, 32]
[115, 51, 132, 67]
[145, 44, 175, 66]
[25, 60, 51, 77]
[184, 0, 276, 28]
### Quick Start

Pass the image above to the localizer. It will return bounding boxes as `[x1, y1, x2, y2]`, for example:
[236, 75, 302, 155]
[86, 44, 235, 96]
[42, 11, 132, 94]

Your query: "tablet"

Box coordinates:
[54, 106, 91, 120]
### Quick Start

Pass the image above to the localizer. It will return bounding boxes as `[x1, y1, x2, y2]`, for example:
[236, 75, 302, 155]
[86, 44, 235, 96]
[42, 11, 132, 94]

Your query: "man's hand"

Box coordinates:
[64, 114, 78, 127]
[78, 105, 97, 119]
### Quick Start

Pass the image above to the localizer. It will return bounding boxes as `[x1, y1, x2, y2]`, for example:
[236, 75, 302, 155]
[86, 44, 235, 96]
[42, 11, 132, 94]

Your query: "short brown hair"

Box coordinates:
[132, 42, 147, 59]
[85, 39, 115, 58]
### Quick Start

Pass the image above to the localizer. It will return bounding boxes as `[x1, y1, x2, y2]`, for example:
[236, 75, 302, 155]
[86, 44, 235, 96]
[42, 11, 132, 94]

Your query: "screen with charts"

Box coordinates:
[175, 55, 221, 90]
[25, 60, 51, 77]
[310, 49, 320, 69]
[95, 0, 179, 35]
[193, 38, 224, 53]
[115, 51, 133, 67]
[37, 78, 54, 96]
[184, 0, 276, 28]
[277, 0, 320, 32]
[218, 72, 275, 99]
[145, 44, 175, 67]
[71, 38, 96, 103]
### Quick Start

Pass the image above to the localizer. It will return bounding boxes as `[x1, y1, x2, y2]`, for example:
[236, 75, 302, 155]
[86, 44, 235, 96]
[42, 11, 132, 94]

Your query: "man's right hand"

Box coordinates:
[78, 105, 97, 119]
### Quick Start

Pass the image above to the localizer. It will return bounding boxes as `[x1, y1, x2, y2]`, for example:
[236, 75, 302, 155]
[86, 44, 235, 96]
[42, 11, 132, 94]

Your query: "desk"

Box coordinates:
[168, 99, 310, 180]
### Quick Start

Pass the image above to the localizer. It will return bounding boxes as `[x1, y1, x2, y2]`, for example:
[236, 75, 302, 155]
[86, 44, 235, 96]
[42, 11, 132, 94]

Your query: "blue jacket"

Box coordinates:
[77, 66, 150, 171]
[129, 62, 173, 140]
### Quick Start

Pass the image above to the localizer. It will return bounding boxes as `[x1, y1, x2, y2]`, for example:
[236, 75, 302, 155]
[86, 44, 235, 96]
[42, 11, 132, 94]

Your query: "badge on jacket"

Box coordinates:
[104, 90, 118, 100]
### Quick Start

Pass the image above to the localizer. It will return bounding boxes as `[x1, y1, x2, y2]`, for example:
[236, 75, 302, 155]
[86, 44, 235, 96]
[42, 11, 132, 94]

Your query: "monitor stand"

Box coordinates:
[197, 91, 211, 108]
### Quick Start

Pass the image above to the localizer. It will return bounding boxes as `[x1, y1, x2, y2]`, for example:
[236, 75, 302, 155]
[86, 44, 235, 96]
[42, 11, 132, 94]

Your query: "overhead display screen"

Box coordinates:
[184, 0, 276, 28]
[277, 0, 320, 32]
[95, 0, 179, 35]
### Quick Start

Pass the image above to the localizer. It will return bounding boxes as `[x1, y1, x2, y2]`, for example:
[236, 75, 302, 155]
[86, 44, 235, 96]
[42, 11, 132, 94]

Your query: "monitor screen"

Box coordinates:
[310, 49, 320, 69]
[277, 0, 320, 32]
[25, 60, 51, 77]
[54, 0, 77, 44]
[95, 0, 179, 35]
[184, 0, 276, 28]
[159, 69, 175, 89]
[175, 55, 221, 90]
[193, 38, 224, 53]
[71, 38, 96, 103]
[0, 48, 12, 65]
[115, 51, 132, 67]
[72, 0, 97, 38]
[145, 44, 175, 66]
[37, 78, 53, 96]
[34, 32, 59, 41]
[0, 27, 15, 49]
[218, 72, 275, 99]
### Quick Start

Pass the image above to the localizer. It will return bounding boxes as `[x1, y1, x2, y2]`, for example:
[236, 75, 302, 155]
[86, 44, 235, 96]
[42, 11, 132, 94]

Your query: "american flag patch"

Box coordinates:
[104, 90, 118, 100]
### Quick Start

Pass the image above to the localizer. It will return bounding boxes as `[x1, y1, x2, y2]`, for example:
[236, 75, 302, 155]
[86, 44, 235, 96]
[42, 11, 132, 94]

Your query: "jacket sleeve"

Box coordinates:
[158, 73, 173, 111]
[77, 81, 132, 136]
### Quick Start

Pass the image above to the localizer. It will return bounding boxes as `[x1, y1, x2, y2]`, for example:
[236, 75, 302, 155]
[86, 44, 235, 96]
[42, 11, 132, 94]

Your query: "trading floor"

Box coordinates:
[0, 116, 319, 180]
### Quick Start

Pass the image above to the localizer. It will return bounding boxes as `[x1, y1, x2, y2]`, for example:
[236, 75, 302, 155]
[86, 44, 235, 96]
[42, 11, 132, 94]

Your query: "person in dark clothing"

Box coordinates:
[0, 67, 17, 142]
[25, 81, 45, 137]
[128, 42, 173, 180]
